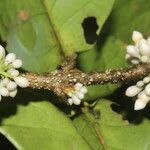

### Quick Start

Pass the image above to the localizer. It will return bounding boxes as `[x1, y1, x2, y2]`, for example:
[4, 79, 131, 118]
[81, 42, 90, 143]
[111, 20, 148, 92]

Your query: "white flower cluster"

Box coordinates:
[0, 45, 29, 100]
[125, 31, 150, 110]
[67, 83, 87, 105]
[126, 31, 150, 64]
[125, 76, 150, 110]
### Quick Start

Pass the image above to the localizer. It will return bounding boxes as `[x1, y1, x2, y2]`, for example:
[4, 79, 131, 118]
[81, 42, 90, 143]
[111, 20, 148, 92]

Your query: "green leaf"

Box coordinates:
[74, 100, 150, 150]
[78, 36, 127, 100]
[108, 0, 150, 42]
[0, 0, 114, 72]
[0, 100, 91, 150]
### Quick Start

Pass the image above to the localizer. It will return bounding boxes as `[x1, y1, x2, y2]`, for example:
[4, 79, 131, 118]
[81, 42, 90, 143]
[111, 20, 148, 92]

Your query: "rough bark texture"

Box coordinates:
[22, 63, 150, 98]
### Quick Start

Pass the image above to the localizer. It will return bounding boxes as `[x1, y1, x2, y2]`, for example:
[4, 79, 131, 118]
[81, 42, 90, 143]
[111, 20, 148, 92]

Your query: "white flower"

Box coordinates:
[138, 39, 150, 56]
[68, 98, 73, 105]
[9, 89, 17, 98]
[145, 83, 150, 96]
[125, 31, 150, 110]
[126, 45, 140, 58]
[134, 99, 147, 110]
[134, 91, 150, 110]
[7, 69, 19, 77]
[126, 31, 150, 64]
[125, 86, 142, 97]
[74, 83, 83, 90]
[72, 95, 81, 105]
[0, 87, 9, 97]
[136, 81, 144, 87]
[143, 76, 150, 83]
[125, 75, 150, 110]
[130, 59, 140, 65]
[12, 59, 22, 68]
[7, 81, 17, 91]
[75, 92, 84, 99]
[1, 78, 10, 87]
[67, 83, 88, 105]
[132, 31, 143, 43]
[14, 76, 29, 88]
[0, 45, 5, 59]
[0, 45, 29, 101]
[5, 53, 16, 64]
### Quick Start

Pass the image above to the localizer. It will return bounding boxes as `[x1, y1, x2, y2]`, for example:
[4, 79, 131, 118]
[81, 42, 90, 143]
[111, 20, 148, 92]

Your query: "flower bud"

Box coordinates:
[68, 98, 73, 105]
[127, 45, 140, 58]
[9, 89, 17, 98]
[12, 59, 22, 68]
[75, 92, 84, 99]
[132, 31, 143, 43]
[0, 45, 5, 59]
[7, 81, 17, 91]
[125, 54, 130, 60]
[5, 53, 16, 63]
[72, 95, 81, 105]
[74, 83, 83, 91]
[1, 78, 10, 86]
[141, 56, 149, 63]
[144, 83, 150, 96]
[134, 99, 147, 110]
[130, 59, 140, 64]
[138, 39, 150, 56]
[137, 91, 150, 102]
[136, 81, 144, 87]
[143, 76, 150, 83]
[0, 87, 9, 97]
[80, 86, 88, 94]
[14, 76, 29, 88]
[125, 86, 141, 97]
[147, 37, 150, 45]
[7, 69, 19, 77]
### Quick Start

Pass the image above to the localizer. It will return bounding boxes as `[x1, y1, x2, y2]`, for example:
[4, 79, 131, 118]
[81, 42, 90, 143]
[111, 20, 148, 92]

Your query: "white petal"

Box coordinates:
[125, 54, 131, 60]
[68, 91, 73, 97]
[74, 83, 83, 90]
[75, 92, 84, 99]
[0, 87, 9, 97]
[147, 37, 150, 45]
[5, 53, 16, 63]
[0, 45, 5, 59]
[127, 45, 140, 58]
[68, 98, 73, 105]
[9, 89, 17, 98]
[134, 99, 147, 110]
[12, 59, 22, 68]
[125, 86, 141, 97]
[132, 31, 143, 43]
[7, 68, 19, 77]
[137, 91, 150, 102]
[1, 78, 10, 87]
[136, 81, 144, 87]
[130, 59, 140, 64]
[145, 83, 150, 96]
[141, 56, 149, 63]
[14, 76, 29, 88]
[7, 81, 17, 91]
[143, 76, 150, 83]
[138, 39, 150, 56]
[80, 86, 88, 94]
[72, 95, 81, 105]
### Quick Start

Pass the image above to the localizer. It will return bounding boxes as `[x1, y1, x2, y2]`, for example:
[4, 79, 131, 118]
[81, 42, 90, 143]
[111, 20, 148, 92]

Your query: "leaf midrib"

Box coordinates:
[42, 0, 66, 60]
